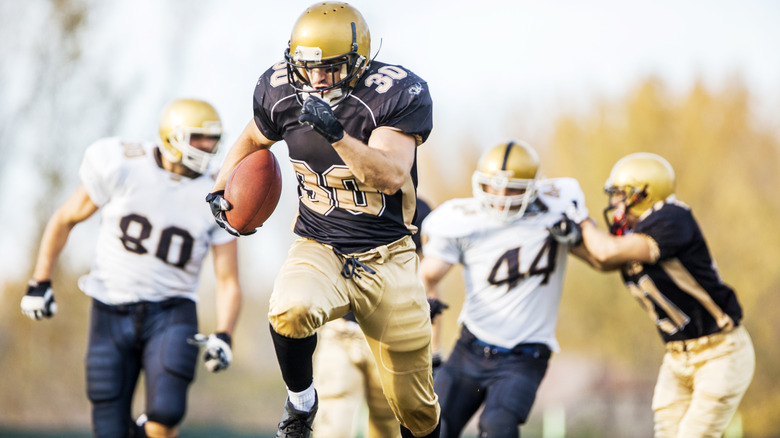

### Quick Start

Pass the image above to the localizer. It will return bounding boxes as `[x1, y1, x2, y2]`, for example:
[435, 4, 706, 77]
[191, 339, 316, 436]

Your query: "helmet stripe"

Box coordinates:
[501, 141, 516, 170]
[351, 22, 358, 51]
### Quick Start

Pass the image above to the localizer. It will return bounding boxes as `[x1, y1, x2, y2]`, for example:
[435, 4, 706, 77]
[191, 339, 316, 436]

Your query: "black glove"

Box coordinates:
[427, 297, 449, 320]
[298, 96, 344, 143]
[189, 332, 233, 372]
[549, 214, 583, 246]
[432, 351, 444, 379]
[205, 190, 244, 237]
[21, 280, 58, 320]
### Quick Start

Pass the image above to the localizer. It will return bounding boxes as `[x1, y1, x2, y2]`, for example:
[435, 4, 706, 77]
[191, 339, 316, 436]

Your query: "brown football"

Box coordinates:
[224, 149, 283, 234]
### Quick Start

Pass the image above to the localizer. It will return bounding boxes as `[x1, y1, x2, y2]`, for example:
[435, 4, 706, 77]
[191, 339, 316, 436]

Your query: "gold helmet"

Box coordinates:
[472, 140, 540, 221]
[284, 2, 371, 105]
[604, 152, 675, 221]
[158, 99, 222, 174]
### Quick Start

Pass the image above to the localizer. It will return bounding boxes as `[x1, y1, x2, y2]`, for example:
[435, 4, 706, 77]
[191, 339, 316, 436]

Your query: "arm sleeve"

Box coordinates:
[640, 207, 695, 260]
[378, 76, 433, 144]
[253, 67, 286, 142]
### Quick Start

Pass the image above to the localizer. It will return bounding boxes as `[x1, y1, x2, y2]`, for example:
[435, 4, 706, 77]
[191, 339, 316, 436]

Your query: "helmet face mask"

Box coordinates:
[285, 2, 370, 106]
[158, 99, 222, 175]
[472, 140, 540, 222]
[603, 152, 675, 234]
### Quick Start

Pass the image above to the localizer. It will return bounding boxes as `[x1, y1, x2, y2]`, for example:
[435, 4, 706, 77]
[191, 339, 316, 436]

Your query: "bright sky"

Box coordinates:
[2, 0, 779, 284]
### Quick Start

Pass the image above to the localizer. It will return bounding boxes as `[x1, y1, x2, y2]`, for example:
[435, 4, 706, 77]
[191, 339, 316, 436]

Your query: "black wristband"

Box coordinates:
[215, 332, 232, 347]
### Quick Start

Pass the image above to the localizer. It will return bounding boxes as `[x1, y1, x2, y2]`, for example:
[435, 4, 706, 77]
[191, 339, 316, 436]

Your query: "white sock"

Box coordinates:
[287, 383, 316, 412]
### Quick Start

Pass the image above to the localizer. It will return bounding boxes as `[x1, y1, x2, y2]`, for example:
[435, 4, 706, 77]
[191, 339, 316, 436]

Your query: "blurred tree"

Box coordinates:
[0, 0, 96, 428]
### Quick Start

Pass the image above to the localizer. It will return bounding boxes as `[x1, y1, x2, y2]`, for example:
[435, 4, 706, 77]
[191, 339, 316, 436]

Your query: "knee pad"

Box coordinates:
[269, 302, 321, 338]
[147, 406, 186, 429]
[479, 410, 520, 438]
[86, 343, 124, 403]
[160, 324, 199, 380]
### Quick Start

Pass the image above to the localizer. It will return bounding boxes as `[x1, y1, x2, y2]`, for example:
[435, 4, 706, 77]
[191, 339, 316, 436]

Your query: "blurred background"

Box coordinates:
[1, 0, 779, 436]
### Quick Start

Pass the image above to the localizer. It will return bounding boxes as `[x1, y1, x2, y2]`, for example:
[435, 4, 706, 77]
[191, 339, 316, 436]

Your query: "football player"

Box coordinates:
[312, 198, 436, 438]
[574, 152, 755, 437]
[205, 2, 440, 437]
[22, 99, 243, 438]
[419, 140, 588, 438]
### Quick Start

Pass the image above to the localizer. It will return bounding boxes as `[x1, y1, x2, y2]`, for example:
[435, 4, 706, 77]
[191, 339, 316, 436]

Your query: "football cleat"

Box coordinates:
[276, 393, 318, 438]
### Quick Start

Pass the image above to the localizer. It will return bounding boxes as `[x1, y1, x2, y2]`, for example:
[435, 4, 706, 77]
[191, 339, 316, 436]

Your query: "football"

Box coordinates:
[224, 149, 283, 234]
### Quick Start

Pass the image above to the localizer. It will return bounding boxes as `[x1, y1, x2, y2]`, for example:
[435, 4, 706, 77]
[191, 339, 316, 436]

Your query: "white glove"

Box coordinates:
[21, 280, 58, 320]
[549, 214, 583, 246]
[189, 332, 233, 372]
[564, 201, 589, 224]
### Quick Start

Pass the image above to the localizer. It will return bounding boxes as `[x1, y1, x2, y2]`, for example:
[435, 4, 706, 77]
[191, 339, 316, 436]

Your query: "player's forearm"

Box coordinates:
[579, 221, 630, 270]
[331, 135, 408, 194]
[33, 188, 96, 281]
[333, 127, 417, 195]
[32, 213, 75, 281]
[214, 282, 242, 335]
[212, 241, 242, 335]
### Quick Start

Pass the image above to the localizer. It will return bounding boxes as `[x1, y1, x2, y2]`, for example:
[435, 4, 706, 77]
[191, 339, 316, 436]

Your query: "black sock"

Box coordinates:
[269, 324, 317, 392]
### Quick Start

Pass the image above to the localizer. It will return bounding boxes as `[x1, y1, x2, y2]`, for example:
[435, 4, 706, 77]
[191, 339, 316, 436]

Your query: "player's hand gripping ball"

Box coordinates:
[224, 150, 283, 235]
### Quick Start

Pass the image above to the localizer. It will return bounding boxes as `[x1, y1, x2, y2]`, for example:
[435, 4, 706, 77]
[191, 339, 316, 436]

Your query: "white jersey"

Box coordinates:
[422, 177, 587, 352]
[76, 137, 234, 305]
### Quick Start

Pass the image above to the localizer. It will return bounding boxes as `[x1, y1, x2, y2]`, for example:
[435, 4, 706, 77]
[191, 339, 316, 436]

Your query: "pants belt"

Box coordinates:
[462, 326, 551, 359]
[665, 328, 733, 353]
[93, 297, 190, 315]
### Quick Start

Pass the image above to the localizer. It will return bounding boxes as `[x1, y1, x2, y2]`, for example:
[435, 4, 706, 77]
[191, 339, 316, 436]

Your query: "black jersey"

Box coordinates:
[253, 61, 433, 253]
[620, 200, 743, 343]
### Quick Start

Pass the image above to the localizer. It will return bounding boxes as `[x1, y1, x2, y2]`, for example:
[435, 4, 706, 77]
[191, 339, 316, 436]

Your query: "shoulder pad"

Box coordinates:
[537, 177, 588, 218]
[422, 198, 488, 239]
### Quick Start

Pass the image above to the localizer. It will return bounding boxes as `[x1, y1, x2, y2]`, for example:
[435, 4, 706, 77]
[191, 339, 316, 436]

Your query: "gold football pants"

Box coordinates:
[652, 325, 755, 438]
[313, 318, 401, 438]
[269, 236, 440, 436]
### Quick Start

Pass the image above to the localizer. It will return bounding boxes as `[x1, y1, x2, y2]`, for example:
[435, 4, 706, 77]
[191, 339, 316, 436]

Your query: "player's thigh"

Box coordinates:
[691, 326, 755, 401]
[359, 243, 438, 431]
[269, 239, 350, 338]
[652, 353, 692, 438]
[85, 302, 144, 437]
[356, 239, 429, 354]
[143, 300, 199, 426]
[85, 302, 141, 407]
[479, 354, 549, 430]
[680, 327, 755, 437]
[435, 345, 486, 437]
